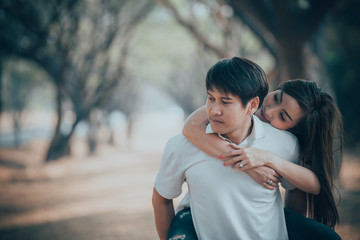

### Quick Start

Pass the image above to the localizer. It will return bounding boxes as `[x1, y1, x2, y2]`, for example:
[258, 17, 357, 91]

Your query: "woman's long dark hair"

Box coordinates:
[281, 79, 343, 228]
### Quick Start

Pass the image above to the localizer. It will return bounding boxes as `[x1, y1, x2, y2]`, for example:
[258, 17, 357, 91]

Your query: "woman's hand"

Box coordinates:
[218, 145, 282, 190]
[220, 145, 321, 194]
[246, 166, 282, 190]
[221, 145, 277, 171]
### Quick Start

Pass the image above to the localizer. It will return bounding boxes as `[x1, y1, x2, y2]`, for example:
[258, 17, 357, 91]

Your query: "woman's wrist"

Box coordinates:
[265, 152, 280, 169]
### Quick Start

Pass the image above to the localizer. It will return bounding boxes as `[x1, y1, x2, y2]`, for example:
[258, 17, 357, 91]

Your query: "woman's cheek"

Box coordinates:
[272, 121, 285, 130]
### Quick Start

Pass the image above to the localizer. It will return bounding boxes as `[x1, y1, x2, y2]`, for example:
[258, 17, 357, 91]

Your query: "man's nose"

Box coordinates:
[211, 102, 222, 115]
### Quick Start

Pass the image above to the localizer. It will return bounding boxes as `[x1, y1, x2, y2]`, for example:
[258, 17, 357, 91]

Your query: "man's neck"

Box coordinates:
[223, 118, 253, 145]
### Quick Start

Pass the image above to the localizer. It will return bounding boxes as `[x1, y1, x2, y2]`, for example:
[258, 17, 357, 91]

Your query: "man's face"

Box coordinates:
[206, 88, 249, 140]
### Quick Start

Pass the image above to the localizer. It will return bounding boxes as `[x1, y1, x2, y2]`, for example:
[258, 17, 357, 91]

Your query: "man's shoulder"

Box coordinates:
[258, 121, 299, 165]
[262, 122, 296, 140]
[260, 121, 298, 149]
[166, 134, 199, 154]
[167, 134, 189, 147]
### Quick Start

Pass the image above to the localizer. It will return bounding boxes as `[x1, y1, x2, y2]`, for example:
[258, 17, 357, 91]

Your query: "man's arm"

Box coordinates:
[152, 188, 175, 240]
[285, 188, 307, 216]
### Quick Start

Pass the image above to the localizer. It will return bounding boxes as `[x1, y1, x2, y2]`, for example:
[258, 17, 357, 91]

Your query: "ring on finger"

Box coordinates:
[268, 179, 273, 185]
[239, 162, 244, 168]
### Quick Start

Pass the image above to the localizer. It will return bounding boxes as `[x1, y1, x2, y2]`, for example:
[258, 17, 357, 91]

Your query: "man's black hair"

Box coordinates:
[206, 57, 268, 107]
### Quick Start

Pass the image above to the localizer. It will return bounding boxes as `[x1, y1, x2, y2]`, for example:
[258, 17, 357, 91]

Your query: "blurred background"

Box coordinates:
[0, 0, 359, 239]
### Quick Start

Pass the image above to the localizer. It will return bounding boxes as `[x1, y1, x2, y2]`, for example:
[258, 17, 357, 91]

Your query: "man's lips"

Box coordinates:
[210, 117, 224, 124]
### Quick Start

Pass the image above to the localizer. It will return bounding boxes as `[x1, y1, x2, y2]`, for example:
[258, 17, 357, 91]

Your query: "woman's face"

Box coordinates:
[256, 90, 305, 130]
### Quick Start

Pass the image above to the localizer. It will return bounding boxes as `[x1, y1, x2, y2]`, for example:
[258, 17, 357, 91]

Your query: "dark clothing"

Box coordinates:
[167, 208, 197, 240]
[167, 208, 341, 240]
[284, 208, 341, 240]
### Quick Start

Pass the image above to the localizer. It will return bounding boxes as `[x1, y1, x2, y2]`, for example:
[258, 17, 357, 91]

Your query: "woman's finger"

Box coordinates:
[271, 177, 281, 185]
[266, 168, 282, 182]
[220, 148, 244, 159]
[223, 156, 245, 167]
[266, 177, 281, 187]
[232, 160, 247, 169]
[230, 145, 246, 150]
[262, 182, 275, 190]
[273, 172, 282, 182]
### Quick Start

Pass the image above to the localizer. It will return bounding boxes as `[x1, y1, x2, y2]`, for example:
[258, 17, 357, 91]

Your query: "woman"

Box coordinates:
[169, 79, 343, 240]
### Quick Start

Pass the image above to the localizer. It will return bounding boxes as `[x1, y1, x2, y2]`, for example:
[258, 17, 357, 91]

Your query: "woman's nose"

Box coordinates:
[265, 106, 275, 119]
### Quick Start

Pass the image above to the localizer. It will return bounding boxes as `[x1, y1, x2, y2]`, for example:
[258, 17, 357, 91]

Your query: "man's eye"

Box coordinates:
[222, 101, 231, 104]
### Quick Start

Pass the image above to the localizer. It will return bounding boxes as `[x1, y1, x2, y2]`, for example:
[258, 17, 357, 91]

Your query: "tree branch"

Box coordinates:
[155, 0, 228, 58]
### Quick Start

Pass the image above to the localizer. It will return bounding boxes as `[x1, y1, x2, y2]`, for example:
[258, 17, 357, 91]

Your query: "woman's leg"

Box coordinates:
[285, 208, 342, 240]
[167, 208, 198, 240]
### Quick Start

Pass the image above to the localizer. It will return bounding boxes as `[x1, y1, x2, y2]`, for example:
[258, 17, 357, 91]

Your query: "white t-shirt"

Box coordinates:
[155, 116, 299, 240]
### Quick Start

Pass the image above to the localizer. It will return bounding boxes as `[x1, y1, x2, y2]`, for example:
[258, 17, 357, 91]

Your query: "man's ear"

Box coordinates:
[248, 97, 259, 115]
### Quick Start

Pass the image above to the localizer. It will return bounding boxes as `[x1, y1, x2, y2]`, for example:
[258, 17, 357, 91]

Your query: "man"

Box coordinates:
[152, 57, 299, 239]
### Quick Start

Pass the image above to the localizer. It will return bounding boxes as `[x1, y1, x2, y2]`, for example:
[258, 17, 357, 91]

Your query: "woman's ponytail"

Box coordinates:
[306, 93, 343, 227]
[282, 80, 343, 228]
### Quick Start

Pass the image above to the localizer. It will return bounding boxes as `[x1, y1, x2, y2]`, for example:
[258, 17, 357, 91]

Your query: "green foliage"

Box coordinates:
[2, 58, 53, 112]
[127, 7, 207, 86]
[126, 2, 274, 115]
[126, 6, 215, 113]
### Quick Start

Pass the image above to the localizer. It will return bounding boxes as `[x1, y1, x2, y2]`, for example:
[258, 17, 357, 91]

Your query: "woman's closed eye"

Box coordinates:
[274, 93, 279, 103]
[280, 112, 286, 121]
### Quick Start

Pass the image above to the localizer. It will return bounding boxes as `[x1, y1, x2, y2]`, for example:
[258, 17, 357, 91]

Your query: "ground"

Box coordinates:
[0, 141, 359, 240]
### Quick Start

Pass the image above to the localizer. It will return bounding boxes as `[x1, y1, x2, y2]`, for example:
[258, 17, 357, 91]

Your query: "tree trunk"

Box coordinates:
[0, 57, 3, 129]
[126, 115, 134, 141]
[46, 133, 71, 161]
[46, 115, 83, 161]
[87, 119, 99, 155]
[46, 86, 66, 161]
[46, 84, 91, 161]
[276, 41, 308, 86]
[12, 111, 21, 148]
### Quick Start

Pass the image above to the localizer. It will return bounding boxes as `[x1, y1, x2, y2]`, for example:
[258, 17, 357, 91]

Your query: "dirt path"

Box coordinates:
[0, 145, 359, 239]
[0, 146, 161, 239]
